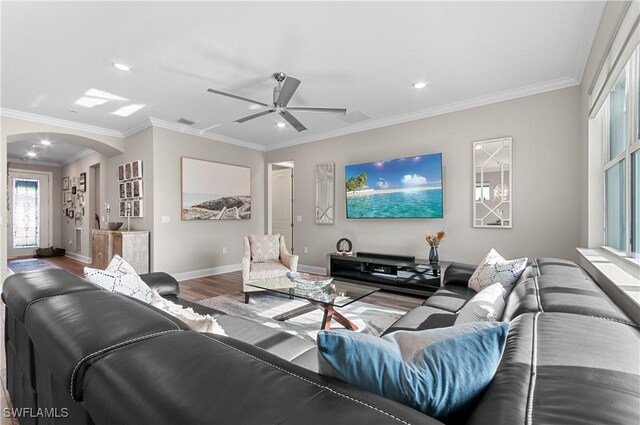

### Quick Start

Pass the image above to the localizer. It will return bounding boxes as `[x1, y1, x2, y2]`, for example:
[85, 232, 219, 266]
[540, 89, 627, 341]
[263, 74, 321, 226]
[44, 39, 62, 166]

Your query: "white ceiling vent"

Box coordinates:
[338, 111, 370, 124]
[177, 118, 195, 126]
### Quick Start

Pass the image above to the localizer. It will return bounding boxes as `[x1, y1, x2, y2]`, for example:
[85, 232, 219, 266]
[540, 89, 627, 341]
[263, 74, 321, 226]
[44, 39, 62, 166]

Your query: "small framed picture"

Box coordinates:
[119, 201, 127, 217]
[118, 164, 125, 181]
[119, 183, 126, 199]
[79, 182, 86, 192]
[68, 210, 74, 219]
[62, 177, 70, 190]
[64, 191, 72, 203]
[125, 163, 132, 180]
[133, 200, 143, 217]
[133, 180, 143, 198]
[79, 172, 86, 183]
[125, 182, 133, 198]
[71, 177, 76, 186]
[72, 186, 77, 195]
[132, 160, 143, 179]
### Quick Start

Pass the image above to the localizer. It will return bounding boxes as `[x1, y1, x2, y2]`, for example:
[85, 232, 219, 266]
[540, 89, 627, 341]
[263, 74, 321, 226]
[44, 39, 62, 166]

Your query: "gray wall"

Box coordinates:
[266, 86, 582, 267]
[61, 152, 110, 259]
[7, 162, 62, 249]
[151, 127, 265, 274]
[105, 127, 155, 267]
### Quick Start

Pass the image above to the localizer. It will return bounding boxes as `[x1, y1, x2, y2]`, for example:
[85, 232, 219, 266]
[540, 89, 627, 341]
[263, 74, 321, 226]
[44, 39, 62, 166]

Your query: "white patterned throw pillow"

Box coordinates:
[455, 283, 507, 324]
[84, 255, 153, 303]
[468, 249, 528, 292]
[249, 234, 281, 263]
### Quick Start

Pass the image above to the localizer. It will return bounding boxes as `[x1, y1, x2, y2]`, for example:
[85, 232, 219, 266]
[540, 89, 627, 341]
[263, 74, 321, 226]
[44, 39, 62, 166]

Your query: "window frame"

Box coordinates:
[603, 47, 640, 262]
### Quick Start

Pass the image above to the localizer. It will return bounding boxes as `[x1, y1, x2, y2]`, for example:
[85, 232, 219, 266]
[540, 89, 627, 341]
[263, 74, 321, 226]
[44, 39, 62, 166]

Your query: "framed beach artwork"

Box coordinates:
[181, 157, 251, 220]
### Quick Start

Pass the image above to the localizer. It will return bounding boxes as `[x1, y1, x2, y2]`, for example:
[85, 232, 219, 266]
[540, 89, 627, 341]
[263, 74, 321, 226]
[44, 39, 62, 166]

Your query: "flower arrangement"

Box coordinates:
[425, 231, 445, 247]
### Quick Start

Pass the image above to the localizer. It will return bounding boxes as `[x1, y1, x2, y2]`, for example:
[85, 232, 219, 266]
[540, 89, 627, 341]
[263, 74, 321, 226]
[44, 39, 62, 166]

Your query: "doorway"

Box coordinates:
[7, 170, 52, 257]
[269, 161, 294, 252]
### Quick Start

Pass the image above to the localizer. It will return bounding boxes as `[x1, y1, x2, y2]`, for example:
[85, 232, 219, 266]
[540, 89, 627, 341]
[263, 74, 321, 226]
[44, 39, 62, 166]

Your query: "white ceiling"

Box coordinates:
[1, 1, 605, 150]
[7, 136, 94, 166]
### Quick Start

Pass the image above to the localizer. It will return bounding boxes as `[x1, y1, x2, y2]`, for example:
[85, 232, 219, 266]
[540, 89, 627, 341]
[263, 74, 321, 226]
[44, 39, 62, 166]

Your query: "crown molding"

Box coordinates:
[263, 76, 580, 151]
[7, 157, 61, 168]
[1, 108, 122, 138]
[148, 117, 266, 151]
[60, 148, 95, 167]
[121, 118, 153, 138]
[573, 1, 608, 84]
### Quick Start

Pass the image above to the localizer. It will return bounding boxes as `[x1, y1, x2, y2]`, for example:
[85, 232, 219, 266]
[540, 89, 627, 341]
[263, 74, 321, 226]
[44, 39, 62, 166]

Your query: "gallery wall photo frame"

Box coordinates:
[119, 200, 144, 218]
[180, 156, 251, 221]
[118, 160, 143, 181]
[62, 177, 70, 190]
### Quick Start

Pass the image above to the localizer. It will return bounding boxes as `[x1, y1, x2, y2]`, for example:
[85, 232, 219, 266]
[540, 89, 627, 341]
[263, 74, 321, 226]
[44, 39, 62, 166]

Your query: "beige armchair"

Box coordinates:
[242, 235, 298, 303]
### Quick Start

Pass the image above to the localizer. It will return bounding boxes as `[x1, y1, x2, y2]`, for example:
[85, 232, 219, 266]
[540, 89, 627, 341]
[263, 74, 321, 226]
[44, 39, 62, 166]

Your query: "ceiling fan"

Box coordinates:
[207, 72, 347, 132]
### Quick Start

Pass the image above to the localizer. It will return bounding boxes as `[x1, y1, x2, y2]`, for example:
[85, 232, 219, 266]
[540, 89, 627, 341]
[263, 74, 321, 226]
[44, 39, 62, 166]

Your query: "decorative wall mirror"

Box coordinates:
[473, 137, 512, 228]
[315, 162, 335, 224]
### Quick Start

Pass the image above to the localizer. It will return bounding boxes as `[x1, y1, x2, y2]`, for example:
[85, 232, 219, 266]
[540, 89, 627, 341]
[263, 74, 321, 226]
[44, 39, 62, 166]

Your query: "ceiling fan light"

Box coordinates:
[277, 122, 286, 128]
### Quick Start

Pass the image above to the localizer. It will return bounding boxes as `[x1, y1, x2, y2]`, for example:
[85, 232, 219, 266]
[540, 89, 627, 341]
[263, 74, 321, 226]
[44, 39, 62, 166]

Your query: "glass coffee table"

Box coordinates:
[247, 274, 379, 330]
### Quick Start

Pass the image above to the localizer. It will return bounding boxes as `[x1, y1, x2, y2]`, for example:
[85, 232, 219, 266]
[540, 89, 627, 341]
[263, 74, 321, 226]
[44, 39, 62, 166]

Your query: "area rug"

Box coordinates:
[8, 258, 59, 273]
[197, 292, 407, 343]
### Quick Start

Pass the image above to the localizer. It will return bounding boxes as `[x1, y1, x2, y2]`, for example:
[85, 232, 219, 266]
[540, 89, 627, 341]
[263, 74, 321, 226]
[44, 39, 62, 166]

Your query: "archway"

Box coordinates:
[2, 130, 125, 281]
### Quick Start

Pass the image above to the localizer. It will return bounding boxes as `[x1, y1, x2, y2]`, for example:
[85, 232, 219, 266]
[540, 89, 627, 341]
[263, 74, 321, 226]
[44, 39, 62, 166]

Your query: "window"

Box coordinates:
[603, 46, 640, 260]
[12, 178, 40, 249]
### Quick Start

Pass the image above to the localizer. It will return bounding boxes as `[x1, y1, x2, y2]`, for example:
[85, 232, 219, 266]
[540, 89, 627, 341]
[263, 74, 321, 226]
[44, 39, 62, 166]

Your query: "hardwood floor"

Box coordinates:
[1, 255, 425, 422]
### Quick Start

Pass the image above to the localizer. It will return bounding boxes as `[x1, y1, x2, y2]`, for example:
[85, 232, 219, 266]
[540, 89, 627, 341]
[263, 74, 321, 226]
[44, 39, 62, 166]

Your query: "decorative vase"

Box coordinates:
[429, 246, 439, 264]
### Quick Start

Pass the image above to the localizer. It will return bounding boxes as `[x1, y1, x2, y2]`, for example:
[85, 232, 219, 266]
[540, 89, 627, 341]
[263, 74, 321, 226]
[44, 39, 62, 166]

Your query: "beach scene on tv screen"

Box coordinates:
[345, 153, 443, 218]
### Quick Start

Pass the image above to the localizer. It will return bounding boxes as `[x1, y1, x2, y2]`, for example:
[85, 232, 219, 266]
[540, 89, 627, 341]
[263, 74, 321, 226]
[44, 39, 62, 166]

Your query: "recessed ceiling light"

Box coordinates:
[249, 104, 262, 110]
[41, 140, 51, 146]
[412, 82, 427, 89]
[26, 151, 37, 157]
[75, 97, 109, 108]
[113, 62, 131, 72]
[277, 122, 286, 128]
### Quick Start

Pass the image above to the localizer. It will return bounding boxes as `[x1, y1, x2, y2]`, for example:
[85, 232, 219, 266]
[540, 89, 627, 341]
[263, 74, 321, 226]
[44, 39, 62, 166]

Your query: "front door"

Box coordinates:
[7, 171, 50, 257]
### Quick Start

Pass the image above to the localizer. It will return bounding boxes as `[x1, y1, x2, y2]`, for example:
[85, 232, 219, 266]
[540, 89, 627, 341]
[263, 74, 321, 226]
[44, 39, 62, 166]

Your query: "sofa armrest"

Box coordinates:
[139, 272, 180, 297]
[442, 262, 477, 286]
[281, 253, 299, 272]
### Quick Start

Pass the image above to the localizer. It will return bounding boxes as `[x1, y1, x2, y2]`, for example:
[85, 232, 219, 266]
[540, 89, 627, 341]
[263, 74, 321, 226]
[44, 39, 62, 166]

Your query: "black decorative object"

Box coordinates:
[429, 247, 439, 265]
[336, 238, 353, 254]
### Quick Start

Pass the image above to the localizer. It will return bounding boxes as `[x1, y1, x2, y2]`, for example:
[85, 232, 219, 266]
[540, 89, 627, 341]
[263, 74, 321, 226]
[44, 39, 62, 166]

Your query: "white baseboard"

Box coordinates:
[65, 253, 92, 264]
[298, 264, 327, 275]
[172, 263, 242, 282]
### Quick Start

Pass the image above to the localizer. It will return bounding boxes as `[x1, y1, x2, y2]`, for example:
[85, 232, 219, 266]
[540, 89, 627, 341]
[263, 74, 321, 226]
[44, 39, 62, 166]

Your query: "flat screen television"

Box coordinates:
[345, 153, 443, 219]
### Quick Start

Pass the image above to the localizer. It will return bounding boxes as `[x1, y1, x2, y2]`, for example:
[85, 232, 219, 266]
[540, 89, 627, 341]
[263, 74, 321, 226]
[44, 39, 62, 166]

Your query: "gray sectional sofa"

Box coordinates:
[3, 257, 639, 424]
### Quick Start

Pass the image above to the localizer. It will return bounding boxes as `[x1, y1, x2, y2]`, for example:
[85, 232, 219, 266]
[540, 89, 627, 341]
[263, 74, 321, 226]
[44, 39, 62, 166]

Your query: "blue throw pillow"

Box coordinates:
[317, 321, 509, 420]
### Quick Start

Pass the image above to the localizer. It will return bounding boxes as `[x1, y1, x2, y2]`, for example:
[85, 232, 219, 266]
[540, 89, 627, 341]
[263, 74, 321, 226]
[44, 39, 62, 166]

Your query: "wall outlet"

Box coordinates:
[296, 215, 302, 222]
[161, 215, 170, 223]
[222, 247, 228, 254]
[304, 247, 308, 254]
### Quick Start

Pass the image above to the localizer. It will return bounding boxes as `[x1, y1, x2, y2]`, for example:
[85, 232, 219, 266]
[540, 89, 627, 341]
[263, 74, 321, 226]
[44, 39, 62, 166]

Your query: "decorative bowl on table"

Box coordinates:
[107, 222, 123, 230]
[286, 272, 333, 289]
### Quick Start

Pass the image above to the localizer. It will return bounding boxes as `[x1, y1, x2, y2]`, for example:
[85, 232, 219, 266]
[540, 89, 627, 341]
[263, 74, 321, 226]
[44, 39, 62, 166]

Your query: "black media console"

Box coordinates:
[327, 252, 448, 297]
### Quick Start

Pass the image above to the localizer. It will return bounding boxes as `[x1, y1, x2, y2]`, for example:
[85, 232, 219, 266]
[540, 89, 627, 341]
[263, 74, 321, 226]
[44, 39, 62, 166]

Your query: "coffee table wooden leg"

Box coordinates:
[328, 306, 359, 331]
[321, 308, 333, 330]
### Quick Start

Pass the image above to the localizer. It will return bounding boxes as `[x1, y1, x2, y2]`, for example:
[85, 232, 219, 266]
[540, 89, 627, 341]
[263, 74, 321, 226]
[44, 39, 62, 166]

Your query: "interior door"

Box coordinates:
[7, 171, 50, 257]
[272, 168, 293, 251]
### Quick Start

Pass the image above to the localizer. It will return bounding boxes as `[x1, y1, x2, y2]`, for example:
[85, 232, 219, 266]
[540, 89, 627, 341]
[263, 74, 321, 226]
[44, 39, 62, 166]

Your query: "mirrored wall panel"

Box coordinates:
[473, 137, 512, 228]
[315, 163, 335, 224]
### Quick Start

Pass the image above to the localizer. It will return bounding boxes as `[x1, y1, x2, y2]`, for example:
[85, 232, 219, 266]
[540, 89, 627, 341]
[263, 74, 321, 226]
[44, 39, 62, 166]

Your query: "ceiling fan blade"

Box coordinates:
[207, 88, 269, 107]
[287, 106, 347, 115]
[276, 77, 301, 107]
[279, 111, 307, 132]
[234, 109, 275, 123]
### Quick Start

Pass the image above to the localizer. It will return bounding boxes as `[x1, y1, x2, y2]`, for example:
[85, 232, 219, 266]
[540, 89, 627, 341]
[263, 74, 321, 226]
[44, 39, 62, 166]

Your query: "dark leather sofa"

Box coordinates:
[3, 258, 639, 424]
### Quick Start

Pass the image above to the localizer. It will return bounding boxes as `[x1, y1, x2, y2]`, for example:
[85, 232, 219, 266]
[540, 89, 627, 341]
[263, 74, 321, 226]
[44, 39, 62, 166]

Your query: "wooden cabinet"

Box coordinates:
[91, 230, 149, 273]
